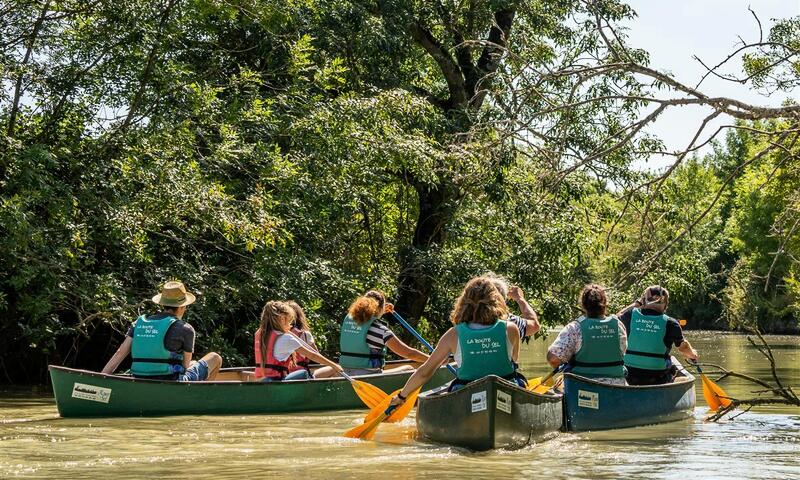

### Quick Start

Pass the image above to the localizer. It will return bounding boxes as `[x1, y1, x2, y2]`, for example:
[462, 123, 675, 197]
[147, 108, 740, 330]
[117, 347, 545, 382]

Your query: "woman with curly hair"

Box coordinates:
[546, 284, 628, 385]
[389, 277, 523, 406]
[314, 290, 429, 378]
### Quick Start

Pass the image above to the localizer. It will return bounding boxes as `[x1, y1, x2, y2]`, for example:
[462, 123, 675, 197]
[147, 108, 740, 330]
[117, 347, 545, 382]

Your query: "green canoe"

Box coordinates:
[49, 361, 454, 418]
[416, 375, 563, 451]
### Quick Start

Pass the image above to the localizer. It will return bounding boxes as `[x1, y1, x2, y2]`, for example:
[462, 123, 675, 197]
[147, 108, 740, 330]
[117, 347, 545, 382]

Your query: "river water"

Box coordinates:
[1, 332, 798, 479]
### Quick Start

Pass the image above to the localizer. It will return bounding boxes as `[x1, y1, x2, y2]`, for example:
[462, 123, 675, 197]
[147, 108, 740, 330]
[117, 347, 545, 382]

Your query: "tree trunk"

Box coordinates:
[7, 1, 50, 138]
[394, 182, 455, 325]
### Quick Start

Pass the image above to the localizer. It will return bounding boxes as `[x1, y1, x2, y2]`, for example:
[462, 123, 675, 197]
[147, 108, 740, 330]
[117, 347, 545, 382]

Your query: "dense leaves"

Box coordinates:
[1, 0, 797, 383]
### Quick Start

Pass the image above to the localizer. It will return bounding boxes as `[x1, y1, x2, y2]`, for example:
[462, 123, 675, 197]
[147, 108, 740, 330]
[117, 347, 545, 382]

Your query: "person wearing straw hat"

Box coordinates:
[101, 281, 222, 381]
[618, 285, 699, 386]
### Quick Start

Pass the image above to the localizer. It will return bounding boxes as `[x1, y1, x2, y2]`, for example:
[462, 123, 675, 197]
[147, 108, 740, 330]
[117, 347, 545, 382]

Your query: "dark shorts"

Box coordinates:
[626, 365, 677, 386]
[178, 359, 209, 382]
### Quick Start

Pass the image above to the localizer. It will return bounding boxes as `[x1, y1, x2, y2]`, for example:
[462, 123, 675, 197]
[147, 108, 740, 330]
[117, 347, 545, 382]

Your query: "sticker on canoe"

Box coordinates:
[471, 391, 487, 413]
[71, 383, 112, 404]
[577, 389, 599, 409]
[496, 390, 512, 414]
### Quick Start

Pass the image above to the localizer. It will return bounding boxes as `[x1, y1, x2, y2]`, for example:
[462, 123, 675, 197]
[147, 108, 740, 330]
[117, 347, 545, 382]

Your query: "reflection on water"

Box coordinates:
[1, 332, 798, 479]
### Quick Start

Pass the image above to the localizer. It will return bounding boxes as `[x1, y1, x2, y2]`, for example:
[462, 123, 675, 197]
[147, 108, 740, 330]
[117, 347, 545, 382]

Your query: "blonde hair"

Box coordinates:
[285, 300, 310, 331]
[258, 301, 295, 370]
[347, 290, 386, 325]
[450, 277, 509, 325]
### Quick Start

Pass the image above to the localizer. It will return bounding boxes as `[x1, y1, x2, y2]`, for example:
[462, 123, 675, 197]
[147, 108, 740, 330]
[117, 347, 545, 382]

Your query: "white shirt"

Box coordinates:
[273, 333, 304, 362]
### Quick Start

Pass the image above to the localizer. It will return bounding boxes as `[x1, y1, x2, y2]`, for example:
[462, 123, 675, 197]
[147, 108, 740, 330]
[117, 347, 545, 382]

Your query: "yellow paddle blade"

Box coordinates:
[701, 374, 722, 411]
[343, 412, 388, 439]
[364, 389, 400, 422]
[526, 377, 543, 391]
[358, 413, 389, 440]
[351, 380, 389, 409]
[701, 373, 732, 410]
[386, 387, 421, 423]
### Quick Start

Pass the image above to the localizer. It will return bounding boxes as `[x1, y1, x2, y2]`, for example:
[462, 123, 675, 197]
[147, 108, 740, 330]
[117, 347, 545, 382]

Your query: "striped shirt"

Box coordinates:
[366, 321, 395, 349]
[509, 315, 528, 340]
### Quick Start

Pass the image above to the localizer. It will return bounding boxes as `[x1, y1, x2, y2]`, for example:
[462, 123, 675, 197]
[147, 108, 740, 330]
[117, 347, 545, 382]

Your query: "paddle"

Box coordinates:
[290, 332, 388, 409]
[344, 403, 400, 440]
[338, 371, 389, 410]
[527, 366, 561, 394]
[691, 360, 732, 411]
[388, 309, 458, 376]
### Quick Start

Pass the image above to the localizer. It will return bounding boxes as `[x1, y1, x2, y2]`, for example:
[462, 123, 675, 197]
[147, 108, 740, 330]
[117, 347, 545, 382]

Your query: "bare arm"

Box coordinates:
[677, 340, 699, 361]
[546, 351, 562, 369]
[393, 329, 457, 400]
[509, 286, 540, 336]
[182, 351, 192, 370]
[507, 322, 521, 363]
[297, 345, 343, 372]
[101, 336, 132, 374]
[386, 336, 429, 363]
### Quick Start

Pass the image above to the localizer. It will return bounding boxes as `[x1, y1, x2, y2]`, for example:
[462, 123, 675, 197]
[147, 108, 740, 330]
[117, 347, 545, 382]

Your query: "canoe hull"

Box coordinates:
[49, 363, 454, 418]
[416, 375, 563, 451]
[562, 359, 696, 432]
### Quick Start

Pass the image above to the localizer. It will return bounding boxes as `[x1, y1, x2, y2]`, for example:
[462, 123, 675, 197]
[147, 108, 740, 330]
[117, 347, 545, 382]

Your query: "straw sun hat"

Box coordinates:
[151, 281, 196, 307]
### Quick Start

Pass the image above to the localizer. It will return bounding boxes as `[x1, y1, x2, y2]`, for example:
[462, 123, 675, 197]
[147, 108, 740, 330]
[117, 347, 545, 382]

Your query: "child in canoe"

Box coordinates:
[285, 300, 318, 376]
[315, 290, 429, 378]
[255, 301, 343, 381]
[390, 277, 524, 406]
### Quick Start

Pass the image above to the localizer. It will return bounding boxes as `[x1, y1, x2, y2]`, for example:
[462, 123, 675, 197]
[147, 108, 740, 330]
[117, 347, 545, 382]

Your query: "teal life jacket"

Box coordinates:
[339, 315, 386, 369]
[130, 314, 182, 377]
[571, 316, 625, 378]
[455, 320, 515, 381]
[624, 308, 670, 370]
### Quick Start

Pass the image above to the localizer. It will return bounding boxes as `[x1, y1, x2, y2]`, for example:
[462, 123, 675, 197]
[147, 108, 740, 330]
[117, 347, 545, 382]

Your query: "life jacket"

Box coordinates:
[624, 308, 670, 370]
[254, 329, 297, 379]
[455, 320, 515, 382]
[130, 314, 182, 377]
[289, 327, 311, 373]
[339, 315, 386, 369]
[571, 316, 625, 378]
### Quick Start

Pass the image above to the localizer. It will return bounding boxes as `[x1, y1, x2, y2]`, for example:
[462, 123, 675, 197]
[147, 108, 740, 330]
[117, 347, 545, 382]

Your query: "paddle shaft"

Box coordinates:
[390, 311, 458, 376]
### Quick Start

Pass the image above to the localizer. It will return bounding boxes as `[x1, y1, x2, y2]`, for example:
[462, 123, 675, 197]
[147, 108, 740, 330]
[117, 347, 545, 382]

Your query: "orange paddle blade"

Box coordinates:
[526, 377, 543, 391]
[364, 390, 400, 422]
[351, 380, 389, 409]
[701, 374, 722, 411]
[701, 373, 732, 410]
[344, 412, 388, 439]
[386, 388, 421, 423]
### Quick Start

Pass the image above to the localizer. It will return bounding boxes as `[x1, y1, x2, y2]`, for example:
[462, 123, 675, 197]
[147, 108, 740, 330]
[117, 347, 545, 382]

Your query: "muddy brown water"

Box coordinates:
[1, 331, 798, 479]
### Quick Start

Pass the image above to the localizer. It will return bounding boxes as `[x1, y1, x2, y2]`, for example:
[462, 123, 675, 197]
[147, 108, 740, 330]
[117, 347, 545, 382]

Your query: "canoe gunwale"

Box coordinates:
[419, 374, 562, 403]
[47, 359, 435, 386]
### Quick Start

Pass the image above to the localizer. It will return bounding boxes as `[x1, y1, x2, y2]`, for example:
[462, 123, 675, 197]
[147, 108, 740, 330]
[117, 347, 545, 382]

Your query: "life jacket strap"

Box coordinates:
[571, 360, 624, 367]
[626, 349, 670, 360]
[132, 357, 183, 365]
[339, 351, 385, 360]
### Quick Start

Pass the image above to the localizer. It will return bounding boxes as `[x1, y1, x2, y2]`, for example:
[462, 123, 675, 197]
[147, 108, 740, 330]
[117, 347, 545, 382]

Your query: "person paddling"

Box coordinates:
[547, 284, 628, 385]
[285, 301, 318, 376]
[484, 273, 541, 341]
[316, 290, 429, 378]
[389, 277, 524, 406]
[255, 301, 343, 381]
[618, 285, 700, 385]
[101, 281, 222, 381]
